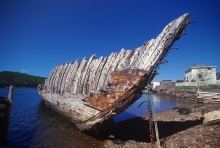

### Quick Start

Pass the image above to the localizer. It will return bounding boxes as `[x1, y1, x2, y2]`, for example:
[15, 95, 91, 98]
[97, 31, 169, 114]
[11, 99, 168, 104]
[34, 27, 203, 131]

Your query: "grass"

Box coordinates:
[174, 84, 220, 92]
[200, 84, 220, 91]
[174, 86, 197, 90]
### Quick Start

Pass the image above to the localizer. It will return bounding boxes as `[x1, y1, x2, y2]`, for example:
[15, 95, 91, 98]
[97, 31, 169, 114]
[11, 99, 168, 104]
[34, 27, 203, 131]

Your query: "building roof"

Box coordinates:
[161, 80, 172, 82]
[185, 65, 217, 73]
[190, 65, 216, 69]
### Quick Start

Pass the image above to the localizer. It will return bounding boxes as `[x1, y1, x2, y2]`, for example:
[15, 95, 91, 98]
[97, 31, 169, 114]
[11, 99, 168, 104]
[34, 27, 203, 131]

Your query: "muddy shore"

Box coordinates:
[101, 103, 220, 148]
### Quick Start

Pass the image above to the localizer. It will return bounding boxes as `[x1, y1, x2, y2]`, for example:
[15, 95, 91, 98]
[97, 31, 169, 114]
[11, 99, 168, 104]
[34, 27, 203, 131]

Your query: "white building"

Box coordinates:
[185, 65, 216, 82]
[152, 81, 160, 89]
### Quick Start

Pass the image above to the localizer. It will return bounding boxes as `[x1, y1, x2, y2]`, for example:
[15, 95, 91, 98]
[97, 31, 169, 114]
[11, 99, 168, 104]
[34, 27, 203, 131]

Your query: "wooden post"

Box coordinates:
[0, 85, 14, 146]
[8, 85, 14, 103]
[7, 85, 14, 123]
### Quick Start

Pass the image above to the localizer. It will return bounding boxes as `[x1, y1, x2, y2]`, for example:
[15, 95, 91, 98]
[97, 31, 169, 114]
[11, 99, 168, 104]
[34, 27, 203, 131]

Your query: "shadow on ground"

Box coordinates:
[84, 117, 203, 142]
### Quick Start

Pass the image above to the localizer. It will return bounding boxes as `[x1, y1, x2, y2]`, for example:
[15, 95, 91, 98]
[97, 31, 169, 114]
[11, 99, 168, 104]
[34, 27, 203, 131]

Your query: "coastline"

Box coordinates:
[103, 102, 220, 148]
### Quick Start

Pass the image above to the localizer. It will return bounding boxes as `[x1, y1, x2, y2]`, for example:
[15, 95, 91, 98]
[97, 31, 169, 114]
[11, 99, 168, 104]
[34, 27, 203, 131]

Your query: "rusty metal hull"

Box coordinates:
[38, 13, 191, 131]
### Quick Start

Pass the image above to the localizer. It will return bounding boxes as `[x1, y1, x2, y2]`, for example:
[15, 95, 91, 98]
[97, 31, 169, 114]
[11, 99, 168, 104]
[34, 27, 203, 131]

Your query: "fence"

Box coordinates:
[176, 80, 220, 87]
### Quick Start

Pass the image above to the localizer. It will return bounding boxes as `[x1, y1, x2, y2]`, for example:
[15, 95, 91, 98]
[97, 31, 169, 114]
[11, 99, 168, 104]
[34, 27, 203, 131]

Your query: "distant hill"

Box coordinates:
[0, 71, 46, 88]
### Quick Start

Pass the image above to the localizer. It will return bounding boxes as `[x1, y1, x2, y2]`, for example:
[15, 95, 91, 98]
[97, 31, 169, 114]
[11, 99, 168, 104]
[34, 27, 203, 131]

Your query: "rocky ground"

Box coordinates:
[102, 103, 220, 148]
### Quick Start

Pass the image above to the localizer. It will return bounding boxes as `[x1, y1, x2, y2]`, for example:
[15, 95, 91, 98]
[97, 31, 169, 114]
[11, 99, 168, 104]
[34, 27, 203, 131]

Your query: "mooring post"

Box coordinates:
[0, 85, 14, 146]
[8, 85, 14, 103]
[6, 85, 14, 124]
[148, 85, 161, 148]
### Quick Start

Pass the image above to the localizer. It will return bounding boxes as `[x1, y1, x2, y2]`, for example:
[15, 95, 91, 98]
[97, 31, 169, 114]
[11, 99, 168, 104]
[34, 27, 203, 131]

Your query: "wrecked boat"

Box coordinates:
[38, 13, 193, 131]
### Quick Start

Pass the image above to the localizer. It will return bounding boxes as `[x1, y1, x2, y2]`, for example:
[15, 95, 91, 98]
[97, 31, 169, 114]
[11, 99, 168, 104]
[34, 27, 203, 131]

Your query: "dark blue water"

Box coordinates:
[0, 88, 189, 147]
[0, 88, 40, 147]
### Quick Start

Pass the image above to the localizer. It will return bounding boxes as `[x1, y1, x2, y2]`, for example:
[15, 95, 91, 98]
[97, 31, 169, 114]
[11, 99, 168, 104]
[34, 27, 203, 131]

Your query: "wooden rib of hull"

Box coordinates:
[38, 13, 191, 131]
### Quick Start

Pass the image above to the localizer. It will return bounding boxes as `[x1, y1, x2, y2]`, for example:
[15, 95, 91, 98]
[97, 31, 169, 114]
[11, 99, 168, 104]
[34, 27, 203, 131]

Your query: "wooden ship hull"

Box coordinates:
[38, 13, 192, 131]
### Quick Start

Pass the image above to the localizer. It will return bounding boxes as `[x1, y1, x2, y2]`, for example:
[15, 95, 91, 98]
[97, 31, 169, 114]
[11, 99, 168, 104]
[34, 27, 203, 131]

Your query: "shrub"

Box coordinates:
[178, 108, 191, 115]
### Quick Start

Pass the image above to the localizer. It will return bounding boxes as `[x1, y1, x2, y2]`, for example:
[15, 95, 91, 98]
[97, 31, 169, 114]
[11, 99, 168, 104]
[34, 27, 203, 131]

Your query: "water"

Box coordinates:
[0, 88, 189, 147]
[114, 93, 189, 122]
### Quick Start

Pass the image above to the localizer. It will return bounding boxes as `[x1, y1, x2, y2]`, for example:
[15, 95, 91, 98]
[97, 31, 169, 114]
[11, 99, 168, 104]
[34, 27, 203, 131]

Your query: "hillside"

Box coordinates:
[0, 71, 46, 88]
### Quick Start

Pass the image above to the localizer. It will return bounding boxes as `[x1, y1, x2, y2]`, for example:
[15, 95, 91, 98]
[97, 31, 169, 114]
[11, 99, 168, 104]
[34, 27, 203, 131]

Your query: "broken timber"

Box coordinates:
[38, 13, 192, 131]
[197, 92, 220, 103]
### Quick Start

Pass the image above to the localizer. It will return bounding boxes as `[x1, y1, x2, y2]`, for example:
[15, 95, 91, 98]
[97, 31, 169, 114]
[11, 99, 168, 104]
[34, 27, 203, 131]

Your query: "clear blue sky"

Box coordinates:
[1, 0, 220, 82]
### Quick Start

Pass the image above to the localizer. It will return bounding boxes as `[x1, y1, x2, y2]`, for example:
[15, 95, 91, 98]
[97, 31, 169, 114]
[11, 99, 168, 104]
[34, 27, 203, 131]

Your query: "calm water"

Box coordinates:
[0, 88, 189, 148]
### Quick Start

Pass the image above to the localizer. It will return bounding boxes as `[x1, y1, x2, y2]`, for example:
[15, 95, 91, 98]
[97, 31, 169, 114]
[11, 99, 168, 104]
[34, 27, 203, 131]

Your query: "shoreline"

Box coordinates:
[103, 102, 220, 148]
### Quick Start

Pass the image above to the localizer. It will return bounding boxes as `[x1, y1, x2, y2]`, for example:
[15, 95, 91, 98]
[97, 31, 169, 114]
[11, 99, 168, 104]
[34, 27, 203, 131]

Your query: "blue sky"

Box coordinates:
[1, 0, 220, 82]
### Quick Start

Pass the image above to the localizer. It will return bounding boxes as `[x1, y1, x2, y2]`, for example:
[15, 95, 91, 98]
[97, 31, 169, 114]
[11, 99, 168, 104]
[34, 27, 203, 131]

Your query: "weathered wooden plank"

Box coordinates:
[99, 49, 126, 89]
[60, 62, 72, 94]
[95, 53, 117, 91]
[73, 57, 88, 93]
[80, 55, 96, 94]
[117, 50, 133, 70]
[93, 57, 109, 91]
[63, 62, 74, 92]
[82, 56, 97, 94]
[132, 39, 154, 68]
[69, 60, 80, 93]
[56, 63, 68, 94]
[198, 94, 220, 98]
[197, 92, 220, 95]
[113, 48, 126, 70]
[69, 60, 82, 93]
[128, 47, 141, 68]
[87, 58, 103, 92]
[45, 67, 55, 92]
[48, 66, 58, 93]
[197, 92, 220, 103]
[53, 65, 63, 93]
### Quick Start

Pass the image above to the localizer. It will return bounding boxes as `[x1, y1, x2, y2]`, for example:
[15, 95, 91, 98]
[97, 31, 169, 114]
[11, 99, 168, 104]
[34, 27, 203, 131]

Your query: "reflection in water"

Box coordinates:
[0, 88, 190, 147]
[114, 93, 189, 122]
[0, 88, 105, 148]
[30, 101, 105, 148]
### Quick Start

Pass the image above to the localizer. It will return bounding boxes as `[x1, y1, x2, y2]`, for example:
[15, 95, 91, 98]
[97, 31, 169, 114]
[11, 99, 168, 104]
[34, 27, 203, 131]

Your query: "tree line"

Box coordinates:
[0, 71, 46, 88]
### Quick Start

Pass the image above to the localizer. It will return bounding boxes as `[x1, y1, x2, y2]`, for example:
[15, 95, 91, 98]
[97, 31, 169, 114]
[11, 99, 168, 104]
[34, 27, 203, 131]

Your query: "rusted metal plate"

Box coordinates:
[83, 69, 144, 111]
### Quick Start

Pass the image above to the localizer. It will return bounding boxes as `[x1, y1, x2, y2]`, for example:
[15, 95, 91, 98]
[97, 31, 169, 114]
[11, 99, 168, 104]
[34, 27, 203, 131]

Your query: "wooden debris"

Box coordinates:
[197, 92, 220, 103]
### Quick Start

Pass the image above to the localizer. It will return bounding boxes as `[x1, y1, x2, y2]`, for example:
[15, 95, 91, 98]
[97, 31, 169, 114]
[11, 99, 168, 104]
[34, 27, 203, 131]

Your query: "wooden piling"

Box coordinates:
[8, 86, 14, 103]
[0, 85, 14, 146]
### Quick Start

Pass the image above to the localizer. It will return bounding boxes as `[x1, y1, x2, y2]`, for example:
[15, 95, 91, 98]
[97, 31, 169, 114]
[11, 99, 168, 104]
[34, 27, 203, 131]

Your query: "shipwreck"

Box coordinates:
[38, 13, 193, 131]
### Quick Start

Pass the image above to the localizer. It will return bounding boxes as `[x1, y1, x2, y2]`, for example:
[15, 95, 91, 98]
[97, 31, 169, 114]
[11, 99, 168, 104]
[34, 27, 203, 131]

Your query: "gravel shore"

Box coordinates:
[103, 103, 220, 148]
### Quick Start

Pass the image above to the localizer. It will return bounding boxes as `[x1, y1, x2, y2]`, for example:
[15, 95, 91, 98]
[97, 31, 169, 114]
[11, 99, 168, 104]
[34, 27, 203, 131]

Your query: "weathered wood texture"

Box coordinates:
[38, 13, 191, 131]
[197, 92, 220, 103]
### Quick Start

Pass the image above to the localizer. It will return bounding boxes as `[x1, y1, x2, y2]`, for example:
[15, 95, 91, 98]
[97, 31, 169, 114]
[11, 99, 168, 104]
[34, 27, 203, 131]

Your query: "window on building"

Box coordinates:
[185, 69, 191, 73]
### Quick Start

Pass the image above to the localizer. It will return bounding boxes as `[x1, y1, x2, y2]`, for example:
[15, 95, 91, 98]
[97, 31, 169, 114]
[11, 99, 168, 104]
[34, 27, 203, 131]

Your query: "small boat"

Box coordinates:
[38, 13, 192, 131]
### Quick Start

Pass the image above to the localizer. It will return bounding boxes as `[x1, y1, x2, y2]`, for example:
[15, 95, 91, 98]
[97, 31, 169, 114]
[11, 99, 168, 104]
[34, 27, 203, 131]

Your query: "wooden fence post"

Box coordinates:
[8, 86, 14, 103]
